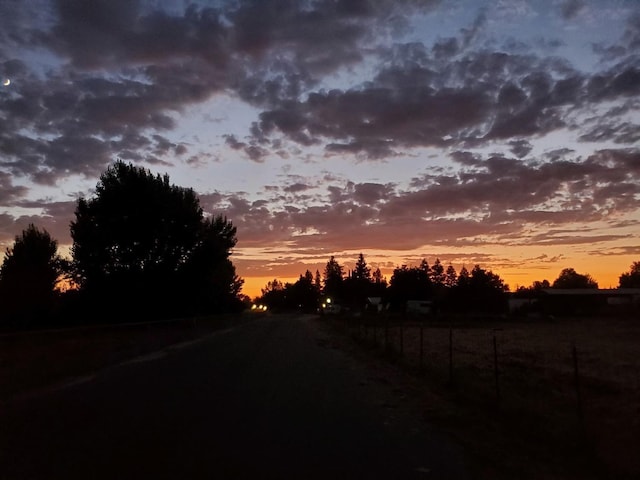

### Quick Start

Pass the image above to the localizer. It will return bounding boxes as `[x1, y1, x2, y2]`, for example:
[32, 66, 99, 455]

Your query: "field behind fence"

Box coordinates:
[333, 314, 640, 479]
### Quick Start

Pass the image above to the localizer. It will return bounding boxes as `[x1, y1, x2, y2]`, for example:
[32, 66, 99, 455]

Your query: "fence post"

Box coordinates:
[419, 325, 424, 370]
[573, 343, 584, 431]
[493, 334, 500, 406]
[399, 323, 404, 357]
[448, 328, 453, 385]
[373, 322, 377, 346]
[384, 317, 389, 352]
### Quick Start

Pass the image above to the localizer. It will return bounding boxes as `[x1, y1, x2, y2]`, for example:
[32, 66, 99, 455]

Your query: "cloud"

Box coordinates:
[202, 147, 640, 261]
[0, 172, 29, 205]
[247, 31, 636, 158]
[560, 0, 585, 20]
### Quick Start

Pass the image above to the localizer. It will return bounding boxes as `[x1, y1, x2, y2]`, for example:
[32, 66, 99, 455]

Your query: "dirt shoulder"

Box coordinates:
[0, 313, 258, 402]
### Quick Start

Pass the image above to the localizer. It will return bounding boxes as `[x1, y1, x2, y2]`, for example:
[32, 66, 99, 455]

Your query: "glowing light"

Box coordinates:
[2, 79, 10, 86]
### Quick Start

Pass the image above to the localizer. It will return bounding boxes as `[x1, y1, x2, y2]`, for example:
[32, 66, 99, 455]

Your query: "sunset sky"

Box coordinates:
[1, 0, 639, 299]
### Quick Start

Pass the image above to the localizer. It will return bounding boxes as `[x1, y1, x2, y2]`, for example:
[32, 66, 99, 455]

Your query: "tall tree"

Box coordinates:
[469, 265, 509, 292]
[419, 259, 430, 277]
[0, 224, 64, 327]
[353, 253, 371, 281]
[289, 270, 320, 312]
[457, 265, 470, 287]
[444, 264, 458, 288]
[371, 267, 388, 297]
[343, 253, 374, 307]
[430, 258, 445, 286]
[323, 256, 344, 300]
[446, 264, 508, 314]
[619, 261, 640, 288]
[387, 264, 431, 310]
[552, 268, 598, 289]
[260, 279, 286, 310]
[261, 279, 284, 296]
[70, 160, 241, 318]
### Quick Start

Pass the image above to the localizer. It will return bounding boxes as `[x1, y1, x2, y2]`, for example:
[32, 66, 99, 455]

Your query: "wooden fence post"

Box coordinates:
[419, 325, 424, 370]
[373, 322, 377, 346]
[573, 343, 584, 432]
[448, 328, 453, 385]
[493, 334, 500, 406]
[384, 317, 389, 352]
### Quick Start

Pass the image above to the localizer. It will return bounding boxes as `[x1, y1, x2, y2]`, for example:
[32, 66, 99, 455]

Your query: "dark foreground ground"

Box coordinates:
[0, 314, 469, 480]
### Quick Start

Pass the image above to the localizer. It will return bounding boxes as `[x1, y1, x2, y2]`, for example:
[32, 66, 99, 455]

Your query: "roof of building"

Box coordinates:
[541, 288, 640, 296]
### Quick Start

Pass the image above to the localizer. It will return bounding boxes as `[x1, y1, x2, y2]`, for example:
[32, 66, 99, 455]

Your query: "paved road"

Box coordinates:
[0, 315, 470, 479]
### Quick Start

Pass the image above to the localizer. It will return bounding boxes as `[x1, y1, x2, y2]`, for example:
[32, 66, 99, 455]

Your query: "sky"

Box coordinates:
[1, 0, 639, 299]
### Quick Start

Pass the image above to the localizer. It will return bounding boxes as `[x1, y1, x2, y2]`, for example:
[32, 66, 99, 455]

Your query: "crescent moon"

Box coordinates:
[2, 79, 9, 86]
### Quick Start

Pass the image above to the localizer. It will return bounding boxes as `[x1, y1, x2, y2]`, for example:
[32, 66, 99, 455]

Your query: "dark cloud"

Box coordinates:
[508, 139, 533, 158]
[580, 121, 640, 144]
[283, 183, 310, 194]
[0, 172, 29, 204]
[1, 0, 637, 183]
[48, 0, 229, 69]
[353, 182, 395, 205]
[560, 0, 585, 20]
[248, 32, 634, 158]
[204, 147, 640, 259]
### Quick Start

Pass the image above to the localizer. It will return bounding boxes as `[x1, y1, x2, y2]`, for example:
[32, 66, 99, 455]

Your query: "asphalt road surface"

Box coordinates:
[1, 314, 470, 480]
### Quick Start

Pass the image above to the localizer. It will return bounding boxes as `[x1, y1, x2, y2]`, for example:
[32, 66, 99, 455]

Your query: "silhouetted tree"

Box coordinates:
[343, 253, 375, 308]
[353, 253, 371, 281]
[0, 224, 65, 328]
[260, 279, 287, 310]
[552, 268, 598, 289]
[444, 264, 457, 288]
[314, 270, 322, 293]
[430, 258, 445, 287]
[533, 279, 551, 290]
[323, 256, 344, 301]
[446, 265, 508, 314]
[419, 258, 430, 277]
[289, 270, 320, 311]
[457, 265, 470, 287]
[262, 279, 284, 295]
[514, 279, 551, 298]
[70, 160, 241, 319]
[387, 264, 431, 311]
[619, 261, 640, 288]
[177, 214, 243, 313]
[371, 267, 388, 297]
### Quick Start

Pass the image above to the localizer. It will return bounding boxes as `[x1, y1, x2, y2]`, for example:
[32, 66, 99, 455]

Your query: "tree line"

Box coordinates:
[257, 254, 640, 315]
[0, 161, 243, 330]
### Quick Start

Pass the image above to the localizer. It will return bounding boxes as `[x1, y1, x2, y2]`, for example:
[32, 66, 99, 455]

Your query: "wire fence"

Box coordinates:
[326, 313, 640, 477]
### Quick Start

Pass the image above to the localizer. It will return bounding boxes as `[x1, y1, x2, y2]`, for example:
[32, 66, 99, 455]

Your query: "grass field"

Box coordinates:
[0, 314, 250, 402]
[333, 314, 640, 480]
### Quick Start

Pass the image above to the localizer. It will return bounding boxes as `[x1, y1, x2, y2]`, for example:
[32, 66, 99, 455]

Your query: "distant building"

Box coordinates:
[509, 288, 640, 316]
[406, 300, 433, 315]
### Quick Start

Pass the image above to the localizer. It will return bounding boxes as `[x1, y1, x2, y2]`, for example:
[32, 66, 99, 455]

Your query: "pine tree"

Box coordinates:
[430, 258, 445, 286]
[444, 264, 457, 288]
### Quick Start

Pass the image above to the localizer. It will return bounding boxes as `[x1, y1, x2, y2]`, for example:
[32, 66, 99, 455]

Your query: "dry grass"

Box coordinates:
[337, 315, 640, 480]
[0, 314, 251, 402]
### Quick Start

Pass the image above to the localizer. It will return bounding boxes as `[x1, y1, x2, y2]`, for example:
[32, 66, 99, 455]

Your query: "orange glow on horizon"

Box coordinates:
[238, 252, 634, 299]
